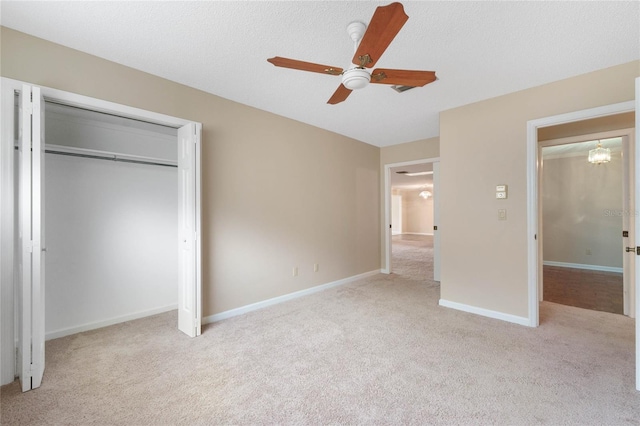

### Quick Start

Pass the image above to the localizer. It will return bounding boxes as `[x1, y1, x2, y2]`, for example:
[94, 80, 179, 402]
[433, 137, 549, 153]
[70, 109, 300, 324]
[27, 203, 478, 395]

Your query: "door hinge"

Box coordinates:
[626, 246, 640, 255]
[623, 230, 629, 237]
[434, 226, 438, 231]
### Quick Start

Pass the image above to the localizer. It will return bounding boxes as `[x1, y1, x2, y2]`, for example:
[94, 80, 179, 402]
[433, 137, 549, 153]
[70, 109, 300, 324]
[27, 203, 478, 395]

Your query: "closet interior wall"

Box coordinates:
[42, 102, 179, 339]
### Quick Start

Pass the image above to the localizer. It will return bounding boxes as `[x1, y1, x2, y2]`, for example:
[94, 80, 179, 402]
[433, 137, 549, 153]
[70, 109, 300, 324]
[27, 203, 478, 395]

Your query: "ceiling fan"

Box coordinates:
[267, 2, 437, 105]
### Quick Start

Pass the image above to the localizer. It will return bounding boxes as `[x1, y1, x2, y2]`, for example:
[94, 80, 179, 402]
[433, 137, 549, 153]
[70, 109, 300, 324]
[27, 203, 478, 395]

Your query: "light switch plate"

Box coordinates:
[496, 184, 508, 199]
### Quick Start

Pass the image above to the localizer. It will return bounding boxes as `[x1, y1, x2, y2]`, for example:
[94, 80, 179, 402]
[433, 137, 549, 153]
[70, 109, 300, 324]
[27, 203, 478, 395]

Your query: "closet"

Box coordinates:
[44, 102, 179, 339]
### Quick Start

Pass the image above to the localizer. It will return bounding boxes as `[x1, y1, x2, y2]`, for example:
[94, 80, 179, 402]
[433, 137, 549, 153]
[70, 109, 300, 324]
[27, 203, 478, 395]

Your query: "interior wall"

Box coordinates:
[538, 112, 635, 141]
[399, 189, 434, 235]
[1, 27, 381, 317]
[380, 137, 440, 166]
[44, 106, 178, 338]
[542, 153, 623, 269]
[439, 60, 639, 318]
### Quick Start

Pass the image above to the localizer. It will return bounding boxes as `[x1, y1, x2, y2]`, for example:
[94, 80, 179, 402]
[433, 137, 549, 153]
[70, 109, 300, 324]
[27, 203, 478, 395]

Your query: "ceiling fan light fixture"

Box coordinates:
[342, 68, 371, 90]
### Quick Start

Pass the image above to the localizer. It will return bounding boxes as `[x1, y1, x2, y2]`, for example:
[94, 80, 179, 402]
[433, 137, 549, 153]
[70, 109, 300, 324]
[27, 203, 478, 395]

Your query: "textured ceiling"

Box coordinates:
[2, 1, 638, 147]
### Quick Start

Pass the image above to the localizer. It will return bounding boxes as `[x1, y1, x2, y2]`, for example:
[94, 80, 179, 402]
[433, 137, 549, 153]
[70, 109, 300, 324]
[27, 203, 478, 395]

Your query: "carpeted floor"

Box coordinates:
[1, 235, 638, 425]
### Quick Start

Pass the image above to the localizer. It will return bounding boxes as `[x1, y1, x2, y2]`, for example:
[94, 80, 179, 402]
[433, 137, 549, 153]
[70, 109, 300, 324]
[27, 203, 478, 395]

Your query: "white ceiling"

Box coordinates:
[2, 1, 638, 147]
[390, 163, 433, 190]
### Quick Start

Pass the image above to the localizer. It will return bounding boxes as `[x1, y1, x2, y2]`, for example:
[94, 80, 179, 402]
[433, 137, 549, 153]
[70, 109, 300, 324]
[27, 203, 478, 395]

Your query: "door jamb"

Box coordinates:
[383, 157, 440, 274]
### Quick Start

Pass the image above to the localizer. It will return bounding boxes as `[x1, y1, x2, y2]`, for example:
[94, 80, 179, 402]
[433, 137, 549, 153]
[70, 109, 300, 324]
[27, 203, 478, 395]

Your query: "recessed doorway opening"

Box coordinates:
[540, 136, 627, 315]
[383, 158, 440, 282]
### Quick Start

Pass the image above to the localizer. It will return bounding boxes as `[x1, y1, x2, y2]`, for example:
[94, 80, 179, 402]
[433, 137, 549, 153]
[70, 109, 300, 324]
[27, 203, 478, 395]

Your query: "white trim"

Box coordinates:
[399, 232, 434, 236]
[383, 158, 441, 275]
[45, 304, 178, 341]
[439, 299, 531, 327]
[527, 100, 635, 329]
[635, 77, 640, 391]
[543, 261, 623, 274]
[0, 77, 16, 385]
[203, 270, 380, 324]
[383, 165, 392, 274]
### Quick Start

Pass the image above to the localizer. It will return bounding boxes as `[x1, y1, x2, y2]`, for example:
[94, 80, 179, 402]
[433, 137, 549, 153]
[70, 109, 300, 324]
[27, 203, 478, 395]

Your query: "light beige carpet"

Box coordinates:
[1, 235, 639, 425]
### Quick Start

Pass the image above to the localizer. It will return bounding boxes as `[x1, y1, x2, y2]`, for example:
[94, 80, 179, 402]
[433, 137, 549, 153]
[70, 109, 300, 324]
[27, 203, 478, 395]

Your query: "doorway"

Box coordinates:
[383, 158, 440, 281]
[540, 135, 628, 315]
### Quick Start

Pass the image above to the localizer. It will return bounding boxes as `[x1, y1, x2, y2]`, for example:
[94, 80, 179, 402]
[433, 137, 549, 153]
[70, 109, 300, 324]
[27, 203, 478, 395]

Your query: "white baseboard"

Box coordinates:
[203, 270, 381, 324]
[439, 299, 531, 327]
[45, 304, 178, 341]
[543, 261, 623, 274]
[400, 232, 434, 236]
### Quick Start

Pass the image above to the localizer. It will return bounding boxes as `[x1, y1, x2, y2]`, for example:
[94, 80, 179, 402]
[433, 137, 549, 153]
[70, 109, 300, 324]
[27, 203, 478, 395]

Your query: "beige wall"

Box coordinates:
[440, 60, 639, 318]
[1, 27, 381, 316]
[380, 137, 440, 166]
[538, 112, 635, 141]
[400, 189, 434, 235]
[543, 154, 623, 268]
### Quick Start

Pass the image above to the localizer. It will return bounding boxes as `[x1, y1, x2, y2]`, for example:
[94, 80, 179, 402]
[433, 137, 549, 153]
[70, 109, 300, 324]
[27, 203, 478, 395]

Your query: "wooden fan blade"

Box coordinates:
[370, 69, 437, 87]
[327, 84, 353, 105]
[267, 57, 343, 76]
[352, 2, 408, 68]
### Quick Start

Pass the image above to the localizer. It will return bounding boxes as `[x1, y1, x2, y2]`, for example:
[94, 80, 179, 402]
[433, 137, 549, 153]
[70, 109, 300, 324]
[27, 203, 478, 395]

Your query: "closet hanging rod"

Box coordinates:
[14, 145, 178, 168]
[46, 150, 178, 168]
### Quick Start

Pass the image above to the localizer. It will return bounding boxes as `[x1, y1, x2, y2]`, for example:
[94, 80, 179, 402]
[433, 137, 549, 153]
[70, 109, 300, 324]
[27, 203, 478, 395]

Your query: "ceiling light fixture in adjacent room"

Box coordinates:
[588, 140, 611, 164]
[419, 190, 432, 199]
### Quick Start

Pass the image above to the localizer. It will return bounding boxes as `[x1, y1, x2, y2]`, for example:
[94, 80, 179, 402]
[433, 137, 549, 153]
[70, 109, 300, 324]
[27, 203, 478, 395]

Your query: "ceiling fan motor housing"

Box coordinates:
[342, 67, 371, 90]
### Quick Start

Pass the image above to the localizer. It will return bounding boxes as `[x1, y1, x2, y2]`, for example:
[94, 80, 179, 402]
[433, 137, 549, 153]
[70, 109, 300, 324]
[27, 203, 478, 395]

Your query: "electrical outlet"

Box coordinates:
[586, 249, 592, 255]
[314, 263, 319, 272]
[292, 267, 298, 277]
[498, 209, 507, 220]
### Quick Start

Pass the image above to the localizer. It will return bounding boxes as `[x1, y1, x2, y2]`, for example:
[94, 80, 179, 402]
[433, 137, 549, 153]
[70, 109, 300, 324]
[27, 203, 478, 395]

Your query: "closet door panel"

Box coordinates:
[177, 123, 201, 337]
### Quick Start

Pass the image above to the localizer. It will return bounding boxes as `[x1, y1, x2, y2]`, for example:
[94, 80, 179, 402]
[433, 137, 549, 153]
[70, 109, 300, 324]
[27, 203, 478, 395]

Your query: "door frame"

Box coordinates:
[526, 100, 634, 326]
[383, 157, 441, 276]
[0, 77, 203, 386]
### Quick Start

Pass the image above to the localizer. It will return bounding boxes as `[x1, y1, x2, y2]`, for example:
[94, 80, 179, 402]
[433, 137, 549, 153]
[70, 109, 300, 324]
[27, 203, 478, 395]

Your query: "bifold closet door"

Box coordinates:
[177, 122, 202, 338]
[18, 84, 46, 392]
